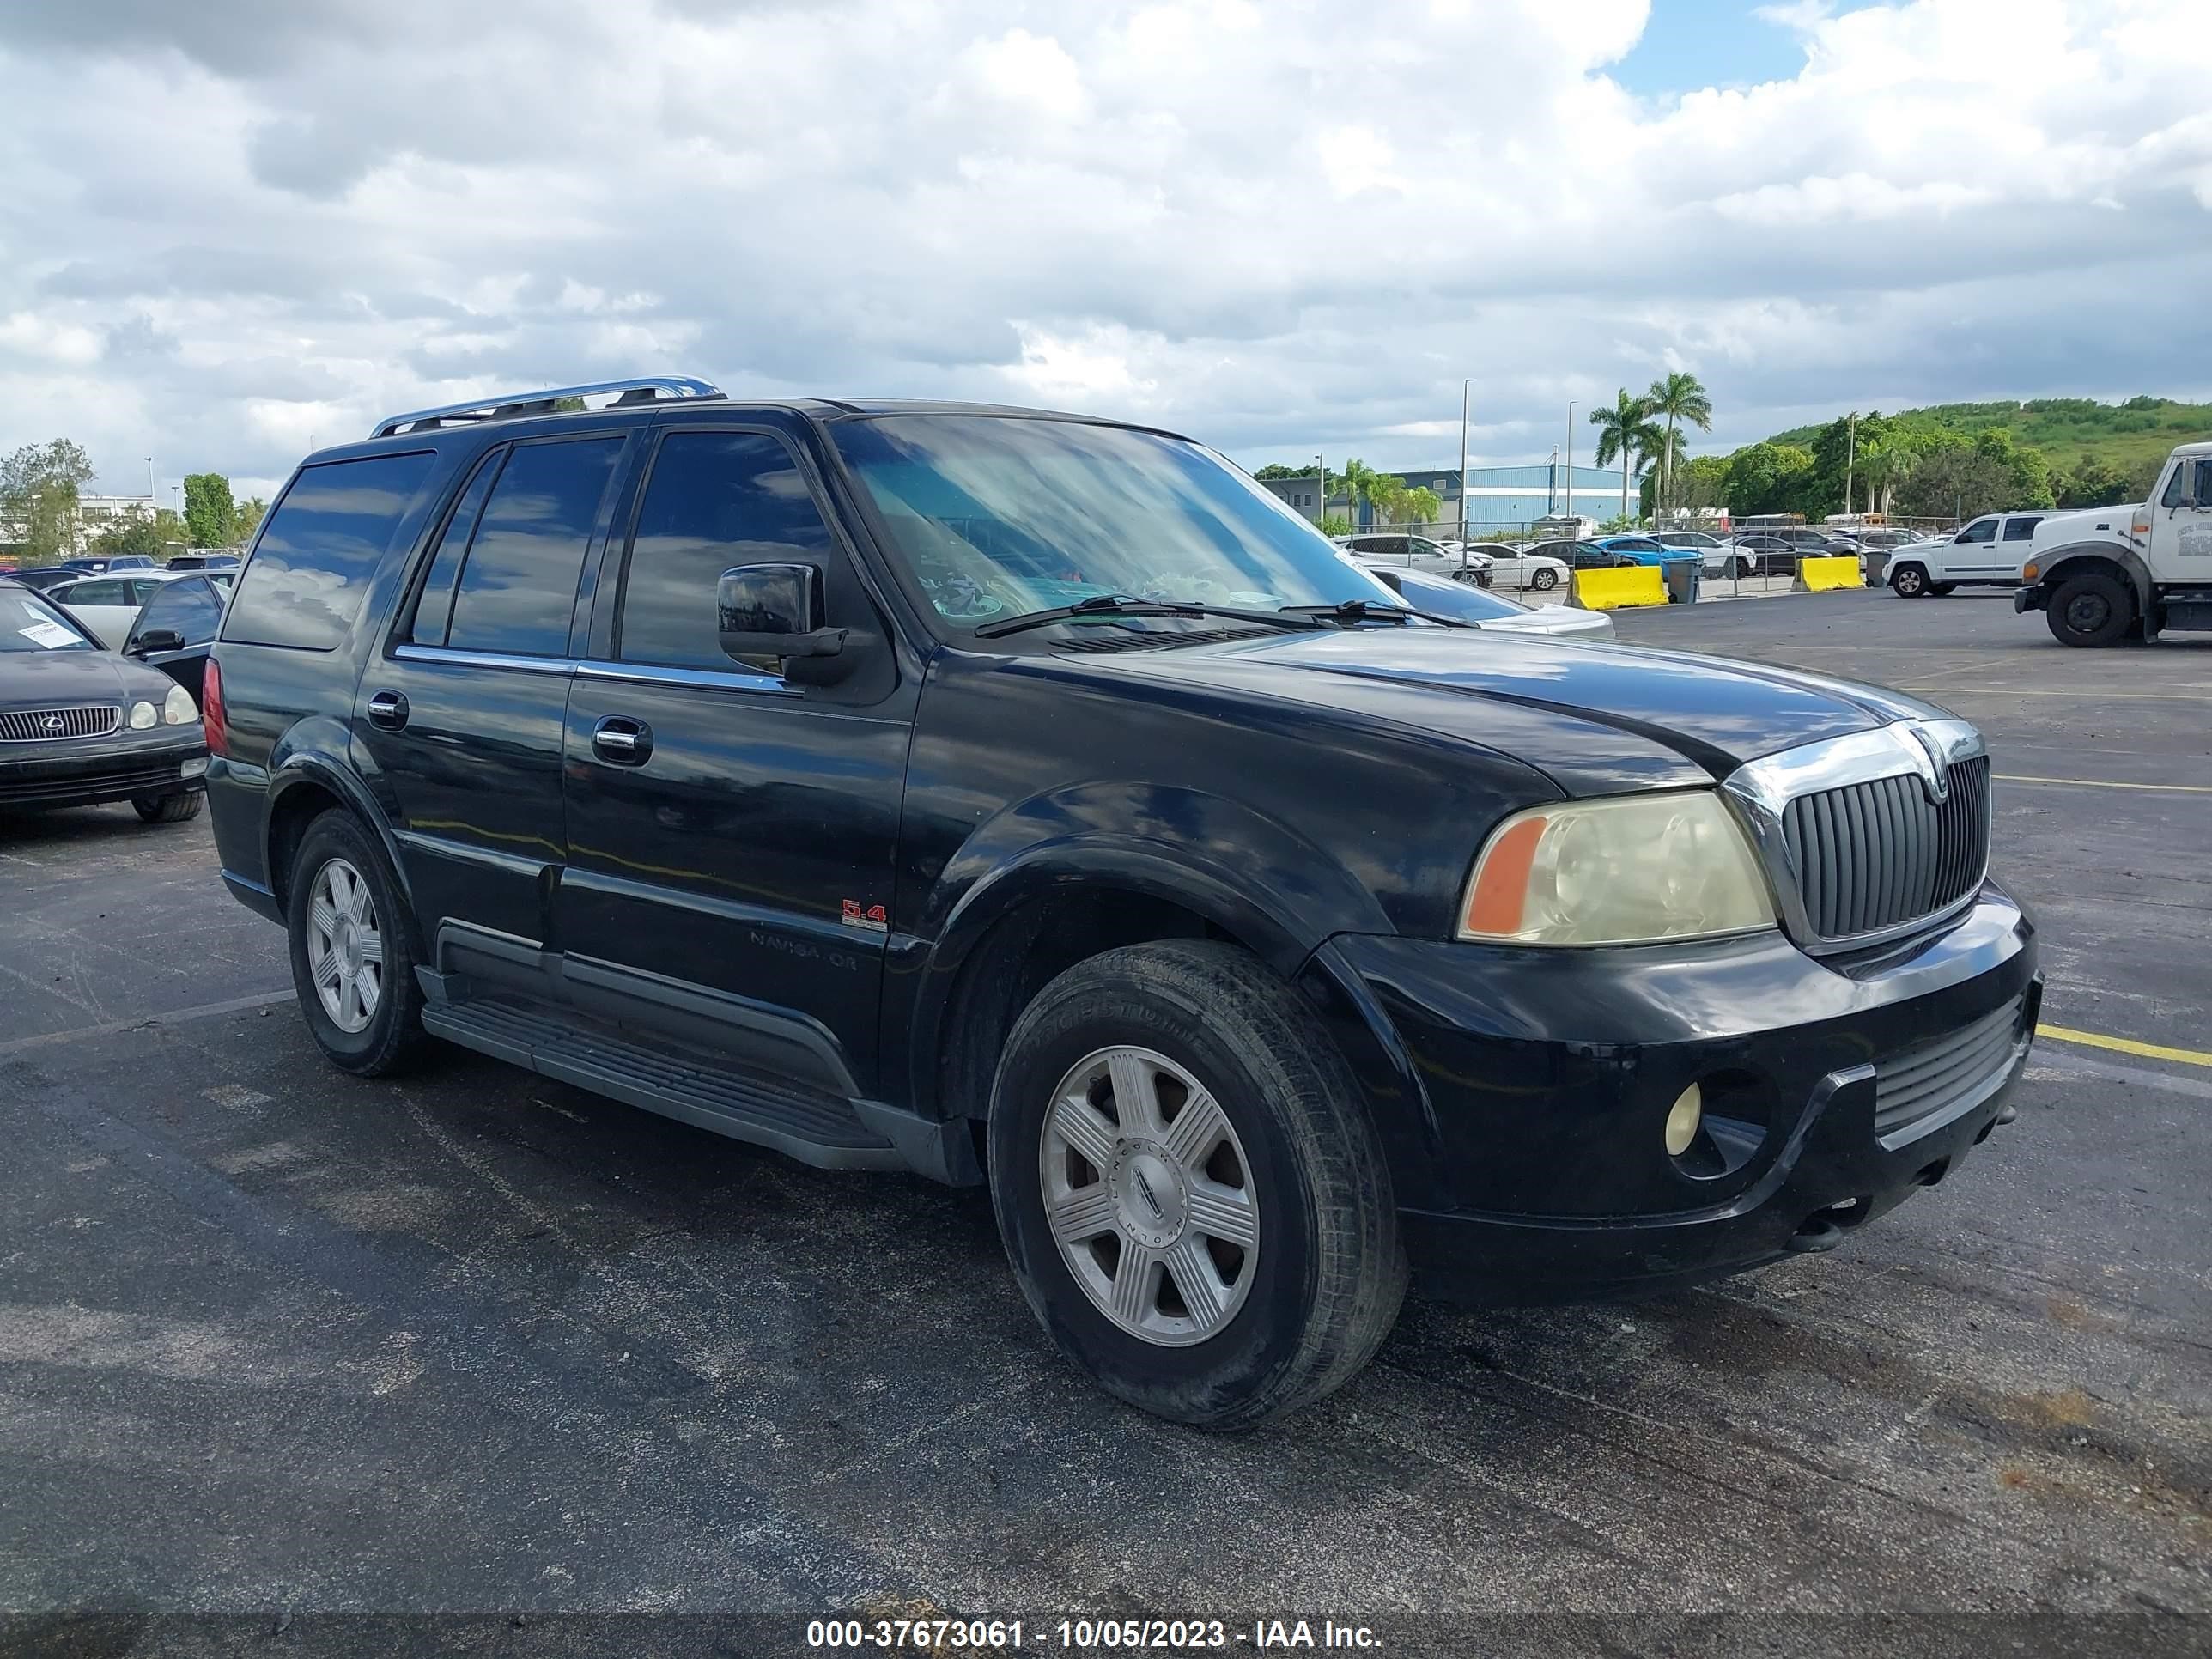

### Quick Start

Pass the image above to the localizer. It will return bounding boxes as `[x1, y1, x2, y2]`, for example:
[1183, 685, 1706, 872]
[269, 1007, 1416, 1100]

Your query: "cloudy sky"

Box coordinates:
[2, 0, 2209, 504]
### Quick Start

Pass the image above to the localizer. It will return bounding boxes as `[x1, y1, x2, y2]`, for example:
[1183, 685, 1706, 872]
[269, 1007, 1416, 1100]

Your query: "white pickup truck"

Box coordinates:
[1885, 514, 2045, 598]
[2014, 441, 2212, 646]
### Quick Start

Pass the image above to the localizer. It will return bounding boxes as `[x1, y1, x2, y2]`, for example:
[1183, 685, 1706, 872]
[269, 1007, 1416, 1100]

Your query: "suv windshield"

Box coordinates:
[831, 416, 1394, 634]
[1, 586, 96, 652]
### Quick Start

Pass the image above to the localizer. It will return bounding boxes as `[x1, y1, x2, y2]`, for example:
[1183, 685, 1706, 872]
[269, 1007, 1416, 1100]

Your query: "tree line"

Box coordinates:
[0, 438, 264, 563]
[1255, 385, 2190, 532]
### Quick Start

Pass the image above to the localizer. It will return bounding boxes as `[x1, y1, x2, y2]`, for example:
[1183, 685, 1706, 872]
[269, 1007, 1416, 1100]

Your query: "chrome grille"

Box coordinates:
[1875, 998, 2025, 1143]
[0, 704, 122, 743]
[1780, 755, 1989, 943]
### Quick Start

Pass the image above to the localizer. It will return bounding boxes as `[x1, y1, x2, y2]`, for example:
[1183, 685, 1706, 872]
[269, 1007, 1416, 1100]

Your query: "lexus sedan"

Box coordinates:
[0, 579, 209, 822]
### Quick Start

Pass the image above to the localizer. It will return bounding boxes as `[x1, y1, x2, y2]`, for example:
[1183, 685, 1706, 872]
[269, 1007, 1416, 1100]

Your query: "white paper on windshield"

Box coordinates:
[18, 621, 78, 648]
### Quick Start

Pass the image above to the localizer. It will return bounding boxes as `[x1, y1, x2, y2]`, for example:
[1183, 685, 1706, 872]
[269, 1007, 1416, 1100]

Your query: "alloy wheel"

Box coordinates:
[1039, 1045, 1260, 1346]
[306, 856, 384, 1033]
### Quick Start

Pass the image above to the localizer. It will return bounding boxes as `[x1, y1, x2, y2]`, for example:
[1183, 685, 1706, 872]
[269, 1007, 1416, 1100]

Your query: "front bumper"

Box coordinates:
[0, 731, 209, 810]
[1325, 884, 2040, 1303]
[2014, 584, 2049, 613]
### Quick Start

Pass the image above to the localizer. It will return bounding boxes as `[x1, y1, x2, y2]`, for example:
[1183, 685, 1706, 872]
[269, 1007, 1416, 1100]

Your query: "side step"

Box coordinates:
[422, 998, 913, 1174]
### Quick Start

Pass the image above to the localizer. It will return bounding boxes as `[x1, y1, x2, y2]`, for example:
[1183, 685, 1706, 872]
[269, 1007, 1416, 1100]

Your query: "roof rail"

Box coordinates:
[368, 376, 724, 439]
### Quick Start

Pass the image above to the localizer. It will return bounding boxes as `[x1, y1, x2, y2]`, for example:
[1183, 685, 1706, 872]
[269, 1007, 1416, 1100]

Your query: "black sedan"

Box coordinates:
[0, 579, 209, 823]
[3, 568, 85, 593]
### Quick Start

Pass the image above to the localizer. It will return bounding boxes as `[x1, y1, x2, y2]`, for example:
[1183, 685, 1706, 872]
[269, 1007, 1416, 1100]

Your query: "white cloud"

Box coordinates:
[0, 0, 2207, 495]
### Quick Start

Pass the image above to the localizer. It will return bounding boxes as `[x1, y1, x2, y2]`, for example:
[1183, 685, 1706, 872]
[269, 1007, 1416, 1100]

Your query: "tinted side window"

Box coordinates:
[446, 437, 622, 658]
[617, 431, 836, 672]
[2197, 459, 2212, 503]
[135, 577, 223, 644]
[2163, 463, 2191, 507]
[62, 579, 128, 605]
[1955, 519, 1996, 544]
[410, 447, 506, 646]
[2002, 517, 2040, 541]
[227, 453, 435, 650]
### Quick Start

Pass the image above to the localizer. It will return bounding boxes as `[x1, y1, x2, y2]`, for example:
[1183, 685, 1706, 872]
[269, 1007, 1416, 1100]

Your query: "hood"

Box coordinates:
[2029, 505, 2136, 550]
[0, 644, 167, 710]
[1073, 628, 1954, 796]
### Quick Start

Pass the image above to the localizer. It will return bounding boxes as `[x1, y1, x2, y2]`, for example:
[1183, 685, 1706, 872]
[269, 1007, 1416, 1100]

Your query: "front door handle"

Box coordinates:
[366, 690, 409, 731]
[592, 716, 653, 764]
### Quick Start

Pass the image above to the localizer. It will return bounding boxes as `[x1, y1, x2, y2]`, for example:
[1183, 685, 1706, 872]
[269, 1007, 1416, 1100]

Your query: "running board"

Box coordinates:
[420, 998, 920, 1175]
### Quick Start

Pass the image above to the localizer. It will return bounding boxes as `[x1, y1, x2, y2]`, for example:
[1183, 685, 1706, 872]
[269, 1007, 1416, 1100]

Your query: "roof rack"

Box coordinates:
[369, 376, 724, 439]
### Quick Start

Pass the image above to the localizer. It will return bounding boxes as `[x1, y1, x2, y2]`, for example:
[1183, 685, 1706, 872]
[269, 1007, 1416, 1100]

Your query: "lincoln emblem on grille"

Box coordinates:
[1905, 721, 1952, 804]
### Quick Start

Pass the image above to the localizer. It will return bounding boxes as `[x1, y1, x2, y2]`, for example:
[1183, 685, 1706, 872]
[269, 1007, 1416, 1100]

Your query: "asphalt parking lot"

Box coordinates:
[3, 590, 2208, 1648]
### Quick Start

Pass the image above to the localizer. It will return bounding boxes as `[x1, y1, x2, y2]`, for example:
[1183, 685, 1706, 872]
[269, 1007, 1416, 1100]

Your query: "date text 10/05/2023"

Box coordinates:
[805, 1618, 1383, 1650]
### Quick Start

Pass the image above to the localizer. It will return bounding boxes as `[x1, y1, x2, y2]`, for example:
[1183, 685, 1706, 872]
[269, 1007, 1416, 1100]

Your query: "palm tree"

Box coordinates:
[1589, 390, 1662, 522]
[1644, 371, 1714, 511]
[1339, 459, 1389, 530]
[1858, 438, 1910, 516]
[1636, 427, 1684, 517]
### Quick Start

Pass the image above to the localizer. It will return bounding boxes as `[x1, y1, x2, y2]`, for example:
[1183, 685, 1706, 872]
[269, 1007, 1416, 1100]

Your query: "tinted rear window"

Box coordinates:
[444, 437, 621, 658]
[226, 453, 434, 650]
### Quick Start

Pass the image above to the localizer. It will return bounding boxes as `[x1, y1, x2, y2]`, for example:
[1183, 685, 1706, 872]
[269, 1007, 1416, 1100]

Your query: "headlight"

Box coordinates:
[128, 701, 158, 730]
[161, 684, 198, 725]
[1458, 791, 1776, 945]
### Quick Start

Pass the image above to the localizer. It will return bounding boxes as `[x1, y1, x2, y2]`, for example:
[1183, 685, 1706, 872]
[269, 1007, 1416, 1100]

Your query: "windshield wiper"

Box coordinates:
[1278, 599, 1472, 629]
[972, 594, 1327, 639]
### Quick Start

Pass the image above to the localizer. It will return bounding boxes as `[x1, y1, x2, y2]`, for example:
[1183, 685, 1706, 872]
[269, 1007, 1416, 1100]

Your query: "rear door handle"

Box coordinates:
[366, 690, 409, 731]
[592, 716, 653, 764]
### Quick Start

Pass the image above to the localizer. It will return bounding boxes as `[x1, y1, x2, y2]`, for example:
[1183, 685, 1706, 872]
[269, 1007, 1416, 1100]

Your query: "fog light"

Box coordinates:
[1663, 1082, 1704, 1158]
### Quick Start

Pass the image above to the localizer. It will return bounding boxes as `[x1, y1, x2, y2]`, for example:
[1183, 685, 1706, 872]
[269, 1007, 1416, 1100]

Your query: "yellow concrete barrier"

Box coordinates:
[1800, 555, 1863, 592]
[1571, 565, 1669, 610]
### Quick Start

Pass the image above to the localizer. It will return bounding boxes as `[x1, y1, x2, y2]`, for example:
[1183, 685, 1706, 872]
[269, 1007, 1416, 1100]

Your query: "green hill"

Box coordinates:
[1765, 395, 2212, 482]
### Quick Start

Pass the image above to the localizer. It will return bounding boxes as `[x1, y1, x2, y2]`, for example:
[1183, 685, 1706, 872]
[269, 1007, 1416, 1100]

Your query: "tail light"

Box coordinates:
[200, 658, 228, 758]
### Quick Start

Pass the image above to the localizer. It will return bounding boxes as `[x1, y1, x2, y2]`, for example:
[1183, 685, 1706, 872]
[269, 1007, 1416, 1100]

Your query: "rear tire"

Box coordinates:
[988, 940, 1407, 1430]
[1890, 563, 1929, 598]
[285, 811, 429, 1076]
[1531, 568, 1559, 592]
[132, 790, 203, 823]
[2046, 572, 2135, 648]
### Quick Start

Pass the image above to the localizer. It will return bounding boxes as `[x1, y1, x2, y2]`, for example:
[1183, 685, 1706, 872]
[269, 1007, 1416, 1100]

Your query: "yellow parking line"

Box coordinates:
[1995, 774, 2212, 794]
[2039, 1025, 2212, 1069]
[1902, 688, 2212, 700]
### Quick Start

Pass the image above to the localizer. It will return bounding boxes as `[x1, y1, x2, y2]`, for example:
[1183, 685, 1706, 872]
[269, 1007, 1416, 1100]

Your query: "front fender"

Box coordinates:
[894, 781, 1401, 1121]
[2033, 540, 2154, 612]
[925, 781, 1396, 975]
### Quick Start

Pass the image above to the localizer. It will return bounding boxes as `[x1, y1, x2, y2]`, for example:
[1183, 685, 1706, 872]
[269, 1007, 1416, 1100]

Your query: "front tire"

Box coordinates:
[988, 941, 1407, 1430]
[2046, 572, 2135, 648]
[1890, 563, 1929, 598]
[132, 790, 203, 823]
[285, 811, 428, 1076]
[1531, 568, 1559, 592]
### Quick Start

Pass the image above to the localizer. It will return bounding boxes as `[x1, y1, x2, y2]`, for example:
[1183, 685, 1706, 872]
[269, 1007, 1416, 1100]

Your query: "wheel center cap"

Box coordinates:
[337, 921, 362, 971]
[1109, 1140, 1188, 1249]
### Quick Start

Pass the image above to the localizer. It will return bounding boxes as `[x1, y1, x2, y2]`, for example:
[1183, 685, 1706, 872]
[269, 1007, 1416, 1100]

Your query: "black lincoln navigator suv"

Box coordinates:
[204, 377, 2040, 1427]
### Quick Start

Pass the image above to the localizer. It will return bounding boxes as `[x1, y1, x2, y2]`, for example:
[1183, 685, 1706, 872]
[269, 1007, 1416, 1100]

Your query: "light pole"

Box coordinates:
[1548, 446, 1559, 516]
[1456, 379, 1472, 556]
[1315, 453, 1326, 526]
[1565, 401, 1577, 536]
[145, 455, 155, 505]
[1843, 412, 1856, 524]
